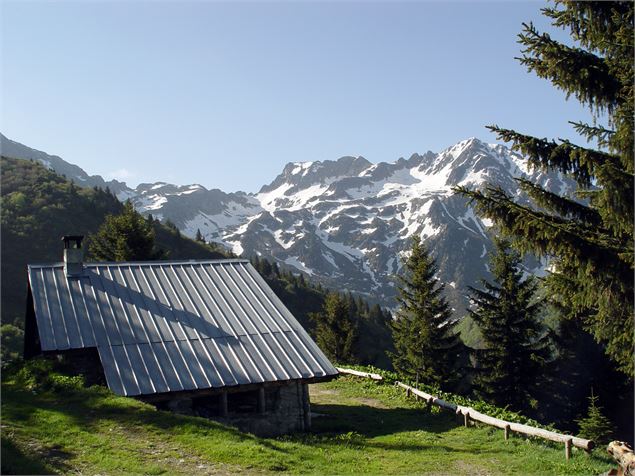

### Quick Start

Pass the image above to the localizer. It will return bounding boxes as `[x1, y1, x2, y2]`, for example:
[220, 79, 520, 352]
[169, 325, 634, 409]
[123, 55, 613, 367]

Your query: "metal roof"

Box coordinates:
[27, 259, 337, 396]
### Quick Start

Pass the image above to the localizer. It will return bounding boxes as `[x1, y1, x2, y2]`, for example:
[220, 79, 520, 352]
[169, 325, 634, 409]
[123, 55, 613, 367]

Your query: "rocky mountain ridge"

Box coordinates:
[1, 133, 574, 310]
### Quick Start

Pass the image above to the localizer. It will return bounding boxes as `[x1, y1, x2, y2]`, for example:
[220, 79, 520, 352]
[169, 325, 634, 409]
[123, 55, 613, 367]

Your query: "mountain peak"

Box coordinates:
[260, 155, 372, 194]
[3, 133, 574, 312]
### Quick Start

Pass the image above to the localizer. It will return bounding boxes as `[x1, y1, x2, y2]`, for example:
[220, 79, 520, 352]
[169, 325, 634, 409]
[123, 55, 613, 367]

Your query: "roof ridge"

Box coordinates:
[27, 258, 250, 269]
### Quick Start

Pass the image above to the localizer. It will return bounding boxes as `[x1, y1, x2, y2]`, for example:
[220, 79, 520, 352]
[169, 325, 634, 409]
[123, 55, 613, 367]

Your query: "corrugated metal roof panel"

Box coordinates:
[28, 259, 337, 396]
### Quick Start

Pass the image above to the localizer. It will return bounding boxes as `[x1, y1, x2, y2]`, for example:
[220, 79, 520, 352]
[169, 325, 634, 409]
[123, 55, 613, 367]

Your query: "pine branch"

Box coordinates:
[517, 22, 621, 114]
[454, 185, 629, 276]
[542, 2, 633, 56]
[486, 125, 621, 186]
[515, 178, 602, 225]
[569, 121, 614, 148]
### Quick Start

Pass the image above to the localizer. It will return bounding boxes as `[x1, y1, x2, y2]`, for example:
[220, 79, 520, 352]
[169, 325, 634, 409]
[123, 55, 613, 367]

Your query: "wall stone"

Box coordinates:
[159, 381, 312, 436]
[211, 382, 310, 436]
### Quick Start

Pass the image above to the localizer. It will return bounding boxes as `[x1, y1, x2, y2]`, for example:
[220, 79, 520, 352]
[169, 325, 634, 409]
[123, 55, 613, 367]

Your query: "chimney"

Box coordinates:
[62, 235, 84, 277]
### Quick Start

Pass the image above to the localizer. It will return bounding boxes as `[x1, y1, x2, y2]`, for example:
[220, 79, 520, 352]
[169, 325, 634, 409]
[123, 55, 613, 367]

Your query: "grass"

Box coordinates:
[1, 366, 613, 475]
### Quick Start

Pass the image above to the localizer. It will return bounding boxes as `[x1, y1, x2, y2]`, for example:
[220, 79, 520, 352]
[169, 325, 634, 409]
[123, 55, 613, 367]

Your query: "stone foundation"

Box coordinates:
[157, 381, 311, 437]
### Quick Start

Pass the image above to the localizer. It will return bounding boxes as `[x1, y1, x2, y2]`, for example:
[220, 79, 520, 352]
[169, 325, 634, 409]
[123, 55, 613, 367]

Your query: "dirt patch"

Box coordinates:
[154, 455, 257, 475]
[96, 422, 254, 475]
[9, 436, 74, 474]
[355, 397, 389, 409]
[310, 384, 389, 409]
[310, 387, 338, 396]
[452, 460, 494, 476]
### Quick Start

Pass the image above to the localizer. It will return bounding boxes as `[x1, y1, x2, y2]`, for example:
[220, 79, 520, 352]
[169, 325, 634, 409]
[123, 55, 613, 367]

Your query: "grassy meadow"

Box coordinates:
[1, 367, 613, 475]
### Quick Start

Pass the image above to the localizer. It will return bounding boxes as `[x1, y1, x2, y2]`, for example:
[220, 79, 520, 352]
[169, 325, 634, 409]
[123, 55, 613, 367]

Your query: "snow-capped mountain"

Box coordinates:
[1, 133, 574, 311]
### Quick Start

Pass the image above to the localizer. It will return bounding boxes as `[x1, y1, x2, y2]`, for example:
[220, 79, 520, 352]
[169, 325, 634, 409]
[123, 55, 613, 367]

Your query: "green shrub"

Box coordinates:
[13, 358, 85, 393]
[576, 391, 614, 446]
[336, 431, 366, 448]
[1, 324, 24, 365]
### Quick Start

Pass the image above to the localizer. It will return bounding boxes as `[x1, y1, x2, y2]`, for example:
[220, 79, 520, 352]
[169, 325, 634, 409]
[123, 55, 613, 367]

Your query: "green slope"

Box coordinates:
[0, 157, 226, 326]
[1, 363, 612, 475]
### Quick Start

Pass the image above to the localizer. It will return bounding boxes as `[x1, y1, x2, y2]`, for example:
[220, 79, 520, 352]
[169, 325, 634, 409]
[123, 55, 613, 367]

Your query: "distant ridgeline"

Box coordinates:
[0, 156, 392, 368]
[0, 132, 574, 315]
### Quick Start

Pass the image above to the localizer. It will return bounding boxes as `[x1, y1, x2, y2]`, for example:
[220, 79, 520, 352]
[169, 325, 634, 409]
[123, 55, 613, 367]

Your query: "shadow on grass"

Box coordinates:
[2, 379, 462, 461]
[1, 435, 63, 475]
[2, 382, 290, 454]
[4, 367, 501, 464]
[310, 402, 458, 437]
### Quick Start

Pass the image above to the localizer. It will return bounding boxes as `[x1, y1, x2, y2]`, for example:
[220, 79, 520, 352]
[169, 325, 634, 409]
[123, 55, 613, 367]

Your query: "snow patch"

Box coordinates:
[284, 256, 314, 275]
[117, 189, 137, 201]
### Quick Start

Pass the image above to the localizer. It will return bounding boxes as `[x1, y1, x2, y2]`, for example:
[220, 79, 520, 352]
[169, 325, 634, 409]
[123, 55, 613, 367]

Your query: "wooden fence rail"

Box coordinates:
[336, 369, 594, 460]
[395, 381, 456, 411]
[395, 381, 594, 459]
[336, 367, 383, 381]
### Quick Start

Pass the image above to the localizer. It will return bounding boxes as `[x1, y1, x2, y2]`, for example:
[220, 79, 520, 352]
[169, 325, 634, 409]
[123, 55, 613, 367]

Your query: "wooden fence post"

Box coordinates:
[393, 380, 593, 453]
[565, 438, 572, 461]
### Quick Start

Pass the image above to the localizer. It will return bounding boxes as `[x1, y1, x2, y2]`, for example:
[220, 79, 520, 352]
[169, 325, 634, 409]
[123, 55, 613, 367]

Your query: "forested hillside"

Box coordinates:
[0, 157, 225, 326]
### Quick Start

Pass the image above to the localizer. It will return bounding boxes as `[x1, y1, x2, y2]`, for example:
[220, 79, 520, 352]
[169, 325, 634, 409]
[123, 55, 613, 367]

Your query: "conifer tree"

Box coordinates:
[468, 237, 552, 412]
[313, 292, 358, 363]
[346, 292, 358, 320]
[455, 2, 634, 374]
[88, 201, 161, 261]
[390, 236, 463, 389]
[576, 390, 614, 445]
[195, 228, 205, 243]
[260, 258, 273, 277]
[368, 303, 384, 325]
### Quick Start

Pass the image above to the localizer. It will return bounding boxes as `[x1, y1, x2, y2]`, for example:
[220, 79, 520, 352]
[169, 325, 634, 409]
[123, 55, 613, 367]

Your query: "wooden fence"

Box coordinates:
[336, 367, 384, 381]
[336, 367, 594, 461]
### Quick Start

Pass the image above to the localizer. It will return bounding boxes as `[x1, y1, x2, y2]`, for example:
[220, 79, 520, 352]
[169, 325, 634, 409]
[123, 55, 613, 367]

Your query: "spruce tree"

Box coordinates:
[576, 390, 614, 445]
[346, 292, 358, 321]
[455, 2, 634, 375]
[390, 236, 463, 389]
[88, 201, 160, 261]
[313, 292, 358, 364]
[195, 228, 205, 243]
[468, 237, 551, 412]
[260, 258, 273, 277]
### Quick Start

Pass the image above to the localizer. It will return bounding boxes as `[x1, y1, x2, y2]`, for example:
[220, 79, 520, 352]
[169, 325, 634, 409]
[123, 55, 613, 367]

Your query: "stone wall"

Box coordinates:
[161, 381, 312, 437]
[223, 381, 310, 436]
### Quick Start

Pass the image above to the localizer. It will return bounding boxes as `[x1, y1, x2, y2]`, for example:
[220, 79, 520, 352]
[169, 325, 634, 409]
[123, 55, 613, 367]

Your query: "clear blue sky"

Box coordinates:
[2, 1, 593, 192]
